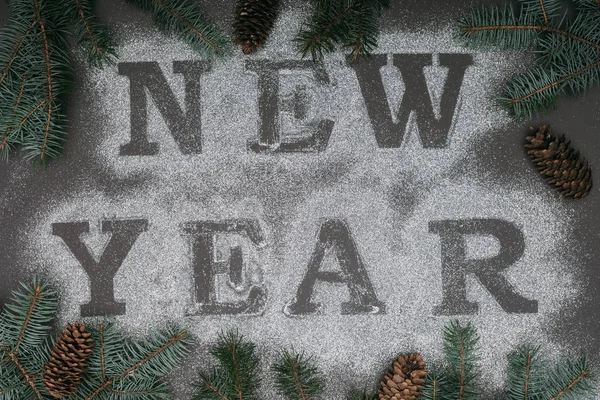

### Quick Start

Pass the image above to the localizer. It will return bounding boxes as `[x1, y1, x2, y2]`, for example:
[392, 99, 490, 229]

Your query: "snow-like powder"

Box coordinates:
[23, 5, 585, 398]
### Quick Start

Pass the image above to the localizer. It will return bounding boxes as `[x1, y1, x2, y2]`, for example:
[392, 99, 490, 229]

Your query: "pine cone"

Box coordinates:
[525, 125, 593, 199]
[233, 0, 279, 54]
[379, 353, 427, 400]
[43, 322, 94, 398]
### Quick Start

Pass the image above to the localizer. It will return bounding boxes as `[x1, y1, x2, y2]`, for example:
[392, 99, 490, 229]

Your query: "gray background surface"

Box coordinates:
[0, 0, 599, 397]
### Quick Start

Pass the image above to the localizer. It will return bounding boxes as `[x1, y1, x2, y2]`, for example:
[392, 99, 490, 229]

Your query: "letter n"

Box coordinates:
[118, 61, 211, 155]
[285, 219, 385, 316]
[429, 219, 538, 315]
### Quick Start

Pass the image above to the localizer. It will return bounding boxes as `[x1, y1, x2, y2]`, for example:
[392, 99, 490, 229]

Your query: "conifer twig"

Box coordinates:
[295, 0, 389, 60]
[194, 330, 261, 400]
[272, 348, 326, 400]
[128, 0, 230, 58]
[457, 0, 600, 120]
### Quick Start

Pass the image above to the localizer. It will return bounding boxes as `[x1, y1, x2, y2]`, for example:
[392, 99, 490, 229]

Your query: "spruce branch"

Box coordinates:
[0, 279, 57, 400]
[0, 0, 73, 164]
[128, 0, 230, 58]
[505, 345, 545, 400]
[194, 330, 261, 400]
[457, 0, 600, 120]
[64, 0, 118, 68]
[77, 320, 192, 400]
[544, 357, 596, 400]
[295, 0, 389, 61]
[443, 320, 480, 400]
[421, 366, 447, 400]
[347, 389, 377, 400]
[272, 348, 325, 400]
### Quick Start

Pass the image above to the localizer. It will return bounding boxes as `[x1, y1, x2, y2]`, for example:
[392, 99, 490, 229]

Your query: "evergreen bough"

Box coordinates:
[457, 0, 600, 120]
[194, 330, 261, 400]
[128, 0, 230, 58]
[0, 0, 116, 164]
[421, 320, 597, 400]
[0, 0, 228, 165]
[295, 0, 390, 61]
[272, 348, 326, 400]
[0, 279, 191, 399]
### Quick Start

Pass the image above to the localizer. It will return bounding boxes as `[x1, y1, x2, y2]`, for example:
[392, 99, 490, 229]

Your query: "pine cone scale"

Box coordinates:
[379, 353, 427, 400]
[234, 0, 279, 54]
[43, 322, 94, 398]
[525, 125, 593, 199]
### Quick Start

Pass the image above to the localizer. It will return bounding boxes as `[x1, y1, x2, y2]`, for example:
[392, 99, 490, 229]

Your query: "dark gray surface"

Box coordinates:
[0, 0, 599, 397]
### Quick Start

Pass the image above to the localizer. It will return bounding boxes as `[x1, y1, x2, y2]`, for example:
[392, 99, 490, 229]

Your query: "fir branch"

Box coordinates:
[421, 367, 447, 400]
[347, 389, 377, 400]
[128, 0, 230, 58]
[78, 321, 191, 400]
[1, 76, 27, 159]
[0, 19, 37, 86]
[1, 345, 44, 400]
[64, 0, 118, 68]
[443, 320, 480, 400]
[196, 369, 231, 400]
[295, 0, 389, 60]
[457, 0, 600, 120]
[0, 279, 56, 400]
[505, 345, 544, 400]
[272, 348, 325, 400]
[194, 330, 261, 400]
[545, 357, 596, 400]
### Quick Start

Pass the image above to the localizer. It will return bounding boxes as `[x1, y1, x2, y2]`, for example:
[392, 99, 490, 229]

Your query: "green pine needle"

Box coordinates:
[128, 0, 230, 58]
[63, 0, 118, 68]
[194, 330, 261, 400]
[272, 348, 326, 400]
[456, 0, 600, 120]
[543, 357, 596, 400]
[347, 389, 377, 400]
[0, 0, 116, 164]
[295, 0, 389, 61]
[77, 320, 192, 399]
[505, 345, 545, 400]
[0, 278, 56, 400]
[443, 320, 480, 400]
[421, 365, 448, 400]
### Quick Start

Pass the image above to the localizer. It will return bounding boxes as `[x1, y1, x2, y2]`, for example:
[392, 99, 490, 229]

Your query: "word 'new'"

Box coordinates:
[118, 54, 472, 156]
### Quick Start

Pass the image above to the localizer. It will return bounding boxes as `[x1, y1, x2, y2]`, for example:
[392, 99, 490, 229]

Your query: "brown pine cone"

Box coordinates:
[233, 0, 280, 54]
[379, 353, 427, 400]
[525, 125, 593, 199]
[43, 322, 94, 398]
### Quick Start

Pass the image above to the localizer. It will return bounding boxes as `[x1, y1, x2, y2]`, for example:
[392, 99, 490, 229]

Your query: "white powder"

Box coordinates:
[22, 5, 590, 399]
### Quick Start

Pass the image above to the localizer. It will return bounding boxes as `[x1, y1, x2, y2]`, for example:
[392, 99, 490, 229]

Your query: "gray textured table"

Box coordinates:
[1, 1, 599, 398]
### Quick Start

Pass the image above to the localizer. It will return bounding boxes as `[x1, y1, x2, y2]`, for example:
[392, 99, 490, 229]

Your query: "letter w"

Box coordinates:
[349, 53, 473, 148]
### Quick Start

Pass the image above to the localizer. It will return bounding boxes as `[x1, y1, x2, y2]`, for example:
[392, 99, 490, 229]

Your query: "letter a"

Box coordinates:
[285, 219, 385, 316]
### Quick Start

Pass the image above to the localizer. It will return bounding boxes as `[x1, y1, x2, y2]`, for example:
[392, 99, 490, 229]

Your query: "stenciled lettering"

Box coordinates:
[118, 54, 473, 156]
[245, 60, 335, 153]
[183, 219, 267, 315]
[285, 219, 385, 316]
[349, 53, 473, 148]
[118, 60, 210, 156]
[52, 219, 148, 317]
[51, 217, 536, 317]
[429, 219, 538, 315]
